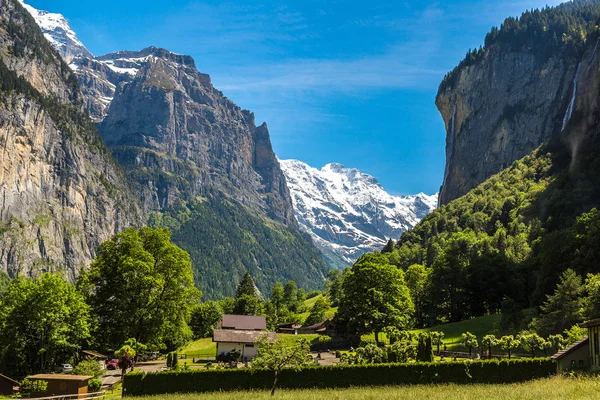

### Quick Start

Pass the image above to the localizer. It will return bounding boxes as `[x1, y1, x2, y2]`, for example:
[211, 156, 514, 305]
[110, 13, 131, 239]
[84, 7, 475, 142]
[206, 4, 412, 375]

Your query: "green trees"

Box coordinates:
[115, 345, 136, 376]
[482, 335, 498, 358]
[518, 333, 546, 358]
[0, 274, 91, 378]
[499, 335, 520, 359]
[190, 302, 223, 339]
[584, 273, 600, 320]
[530, 269, 584, 337]
[236, 272, 258, 298]
[73, 358, 103, 378]
[337, 254, 414, 343]
[304, 297, 330, 326]
[251, 336, 312, 396]
[233, 272, 264, 316]
[430, 331, 445, 354]
[405, 264, 430, 328]
[461, 332, 478, 357]
[415, 334, 433, 362]
[79, 227, 201, 350]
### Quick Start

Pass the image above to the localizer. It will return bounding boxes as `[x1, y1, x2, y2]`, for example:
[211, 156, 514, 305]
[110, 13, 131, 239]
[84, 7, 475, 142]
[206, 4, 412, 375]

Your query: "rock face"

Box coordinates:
[280, 159, 437, 268]
[436, 47, 582, 205]
[97, 48, 296, 225]
[19, 0, 326, 296]
[0, 0, 143, 279]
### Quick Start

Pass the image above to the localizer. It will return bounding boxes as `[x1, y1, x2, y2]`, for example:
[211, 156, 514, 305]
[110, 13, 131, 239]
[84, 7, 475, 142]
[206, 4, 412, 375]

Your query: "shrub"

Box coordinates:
[88, 378, 102, 392]
[74, 358, 103, 378]
[123, 358, 555, 396]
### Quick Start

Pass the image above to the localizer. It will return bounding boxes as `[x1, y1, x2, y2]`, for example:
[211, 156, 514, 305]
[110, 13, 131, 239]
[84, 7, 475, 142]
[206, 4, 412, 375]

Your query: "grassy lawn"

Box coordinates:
[299, 294, 338, 322]
[127, 376, 600, 399]
[412, 313, 502, 347]
[179, 338, 216, 359]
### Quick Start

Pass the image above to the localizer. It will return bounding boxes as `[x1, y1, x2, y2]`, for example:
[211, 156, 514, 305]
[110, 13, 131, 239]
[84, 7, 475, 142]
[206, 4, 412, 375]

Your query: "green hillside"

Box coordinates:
[149, 192, 329, 299]
[387, 133, 600, 325]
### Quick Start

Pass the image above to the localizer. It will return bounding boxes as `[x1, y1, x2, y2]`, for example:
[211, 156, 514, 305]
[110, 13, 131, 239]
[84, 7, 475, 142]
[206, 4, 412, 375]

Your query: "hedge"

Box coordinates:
[123, 358, 555, 396]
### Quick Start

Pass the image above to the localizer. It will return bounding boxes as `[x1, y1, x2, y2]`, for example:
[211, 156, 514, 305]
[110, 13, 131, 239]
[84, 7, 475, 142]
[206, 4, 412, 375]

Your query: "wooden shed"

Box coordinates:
[28, 374, 92, 397]
[0, 374, 19, 396]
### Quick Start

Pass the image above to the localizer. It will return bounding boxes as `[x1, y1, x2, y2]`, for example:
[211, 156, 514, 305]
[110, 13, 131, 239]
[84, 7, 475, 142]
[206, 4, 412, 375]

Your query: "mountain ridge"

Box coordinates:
[280, 159, 437, 268]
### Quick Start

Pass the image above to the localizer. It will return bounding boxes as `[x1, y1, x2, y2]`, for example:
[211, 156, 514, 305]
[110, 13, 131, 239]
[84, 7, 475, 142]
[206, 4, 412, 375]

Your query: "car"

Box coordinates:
[56, 363, 73, 373]
[106, 359, 119, 370]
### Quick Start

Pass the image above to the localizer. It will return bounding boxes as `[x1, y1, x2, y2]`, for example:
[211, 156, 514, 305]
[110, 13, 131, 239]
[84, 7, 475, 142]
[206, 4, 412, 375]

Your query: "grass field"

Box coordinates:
[128, 376, 600, 399]
[299, 294, 337, 322]
[180, 338, 216, 359]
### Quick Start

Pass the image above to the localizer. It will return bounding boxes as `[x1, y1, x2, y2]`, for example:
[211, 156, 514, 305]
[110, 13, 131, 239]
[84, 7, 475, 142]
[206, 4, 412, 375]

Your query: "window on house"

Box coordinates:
[595, 333, 599, 355]
[571, 360, 576, 368]
[245, 344, 254, 348]
[579, 360, 584, 368]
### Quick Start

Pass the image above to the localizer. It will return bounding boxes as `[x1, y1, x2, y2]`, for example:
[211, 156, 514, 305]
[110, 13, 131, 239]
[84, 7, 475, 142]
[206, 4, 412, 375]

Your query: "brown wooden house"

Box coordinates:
[0, 374, 19, 396]
[28, 374, 92, 397]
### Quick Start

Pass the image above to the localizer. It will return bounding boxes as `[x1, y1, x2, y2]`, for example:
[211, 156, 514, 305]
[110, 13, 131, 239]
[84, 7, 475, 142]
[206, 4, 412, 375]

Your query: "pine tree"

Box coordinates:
[236, 272, 258, 299]
[382, 239, 395, 253]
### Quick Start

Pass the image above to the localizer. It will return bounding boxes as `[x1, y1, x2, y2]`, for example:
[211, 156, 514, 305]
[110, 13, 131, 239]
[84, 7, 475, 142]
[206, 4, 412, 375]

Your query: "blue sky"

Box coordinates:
[30, 0, 565, 195]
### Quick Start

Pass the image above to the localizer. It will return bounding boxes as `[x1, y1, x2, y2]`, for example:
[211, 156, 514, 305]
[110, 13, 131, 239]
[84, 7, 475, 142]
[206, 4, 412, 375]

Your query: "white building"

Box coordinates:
[213, 315, 276, 362]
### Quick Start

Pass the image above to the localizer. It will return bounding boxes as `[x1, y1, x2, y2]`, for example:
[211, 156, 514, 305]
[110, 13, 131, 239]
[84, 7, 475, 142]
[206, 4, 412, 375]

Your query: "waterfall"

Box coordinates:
[561, 64, 580, 132]
[589, 38, 600, 68]
[440, 104, 457, 206]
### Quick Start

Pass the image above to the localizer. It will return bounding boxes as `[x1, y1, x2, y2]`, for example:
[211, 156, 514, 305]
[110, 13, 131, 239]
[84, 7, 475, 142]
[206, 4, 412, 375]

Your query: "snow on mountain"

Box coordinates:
[280, 159, 437, 269]
[19, 0, 92, 63]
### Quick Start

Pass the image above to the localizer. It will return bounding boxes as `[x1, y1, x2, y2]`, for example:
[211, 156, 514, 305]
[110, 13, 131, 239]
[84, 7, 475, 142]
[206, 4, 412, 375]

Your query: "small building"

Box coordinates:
[81, 350, 108, 370]
[277, 319, 335, 335]
[550, 337, 589, 372]
[213, 314, 275, 362]
[0, 374, 19, 396]
[581, 318, 600, 370]
[28, 374, 92, 397]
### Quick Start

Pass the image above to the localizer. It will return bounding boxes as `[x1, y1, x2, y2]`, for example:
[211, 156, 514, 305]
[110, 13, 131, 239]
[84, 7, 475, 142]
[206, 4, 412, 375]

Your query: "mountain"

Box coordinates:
[17, 0, 92, 63]
[280, 159, 437, 268]
[436, 1, 600, 205]
[19, 0, 328, 298]
[383, 1, 600, 326]
[0, 0, 143, 279]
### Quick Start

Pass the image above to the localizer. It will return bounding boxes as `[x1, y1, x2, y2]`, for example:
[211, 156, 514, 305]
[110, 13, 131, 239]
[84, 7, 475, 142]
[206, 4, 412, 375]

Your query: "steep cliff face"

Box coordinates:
[436, 2, 600, 205]
[0, 0, 142, 279]
[98, 48, 296, 226]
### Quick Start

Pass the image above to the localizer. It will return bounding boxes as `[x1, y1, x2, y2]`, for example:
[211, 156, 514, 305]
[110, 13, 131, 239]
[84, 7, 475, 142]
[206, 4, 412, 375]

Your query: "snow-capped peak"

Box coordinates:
[19, 0, 92, 63]
[280, 159, 438, 269]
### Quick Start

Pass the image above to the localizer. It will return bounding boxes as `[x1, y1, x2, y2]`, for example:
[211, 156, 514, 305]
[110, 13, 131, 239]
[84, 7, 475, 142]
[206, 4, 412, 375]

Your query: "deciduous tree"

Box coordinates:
[337, 254, 414, 343]
[79, 227, 200, 350]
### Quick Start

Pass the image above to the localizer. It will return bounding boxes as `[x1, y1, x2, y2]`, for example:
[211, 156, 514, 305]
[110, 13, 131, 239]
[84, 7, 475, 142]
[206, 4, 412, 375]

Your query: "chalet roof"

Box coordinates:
[82, 350, 107, 359]
[581, 318, 600, 328]
[220, 314, 266, 330]
[299, 320, 329, 331]
[28, 374, 92, 381]
[213, 329, 276, 344]
[551, 337, 589, 361]
[0, 374, 19, 386]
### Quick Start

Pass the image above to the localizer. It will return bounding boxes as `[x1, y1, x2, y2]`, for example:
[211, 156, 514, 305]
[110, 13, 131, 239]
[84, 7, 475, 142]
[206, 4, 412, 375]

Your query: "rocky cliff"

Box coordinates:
[97, 47, 296, 226]
[280, 159, 437, 268]
[436, 3, 600, 205]
[0, 0, 142, 279]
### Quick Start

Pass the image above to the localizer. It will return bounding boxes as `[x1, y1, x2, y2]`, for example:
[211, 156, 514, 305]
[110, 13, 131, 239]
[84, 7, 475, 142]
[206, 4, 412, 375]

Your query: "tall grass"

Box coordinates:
[128, 376, 600, 399]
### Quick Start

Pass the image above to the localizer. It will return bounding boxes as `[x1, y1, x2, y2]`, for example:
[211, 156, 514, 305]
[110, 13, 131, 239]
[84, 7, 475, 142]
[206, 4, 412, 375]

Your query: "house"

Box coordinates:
[27, 374, 92, 397]
[213, 314, 276, 362]
[0, 374, 19, 396]
[581, 318, 600, 370]
[276, 319, 336, 335]
[550, 337, 589, 372]
[81, 350, 108, 370]
[551, 318, 600, 372]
